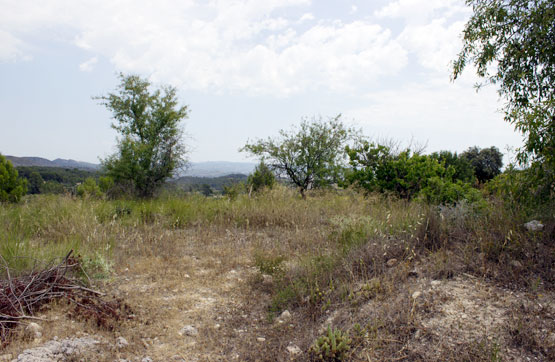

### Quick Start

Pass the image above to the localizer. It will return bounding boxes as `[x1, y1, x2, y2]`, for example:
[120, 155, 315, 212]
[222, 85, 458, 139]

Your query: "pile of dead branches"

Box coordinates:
[0, 250, 127, 344]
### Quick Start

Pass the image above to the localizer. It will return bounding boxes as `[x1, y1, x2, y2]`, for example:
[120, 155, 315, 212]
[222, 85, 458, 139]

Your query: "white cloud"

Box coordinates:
[0, 0, 409, 96]
[299, 13, 315, 22]
[345, 74, 522, 154]
[0, 30, 24, 61]
[374, 0, 468, 23]
[79, 56, 98, 72]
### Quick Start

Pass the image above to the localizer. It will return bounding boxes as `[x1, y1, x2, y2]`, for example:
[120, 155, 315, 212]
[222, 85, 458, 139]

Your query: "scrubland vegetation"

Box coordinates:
[0, 183, 553, 360]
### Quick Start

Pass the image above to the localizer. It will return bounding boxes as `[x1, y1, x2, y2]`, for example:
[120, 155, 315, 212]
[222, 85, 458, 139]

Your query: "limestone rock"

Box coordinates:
[115, 336, 128, 349]
[286, 345, 301, 356]
[279, 310, 291, 320]
[24, 323, 42, 339]
[524, 220, 544, 232]
[179, 325, 199, 336]
[412, 291, 422, 299]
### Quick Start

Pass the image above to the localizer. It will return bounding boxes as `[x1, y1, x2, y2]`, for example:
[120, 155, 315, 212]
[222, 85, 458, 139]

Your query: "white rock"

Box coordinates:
[411, 291, 422, 299]
[257, 337, 266, 342]
[24, 323, 42, 339]
[431, 280, 441, 287]
[179, 325, 199, 336]
[524, 220, 544, 232]
[510, 260, 523, 268]
[286, 345, 301, 355]
[386, 258, 398, 267]
[280, 310, 291, 320]
[116, 336, 129, 348]
[142, 357, 153, 362]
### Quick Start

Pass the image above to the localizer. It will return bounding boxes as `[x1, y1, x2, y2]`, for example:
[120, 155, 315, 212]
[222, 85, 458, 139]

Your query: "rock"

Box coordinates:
[286, 345, 301, 355]
[142, 358, 153, 362]
[116, 336, 129, 348]
[280, 310, 291, 320]
[431, 280, 441, 287]
[257, 337, 266, 342]
[0, 354, 12, 361]
[386, 258, 398, 267]
[510, 260, 523, 268]
[179, 325, 199, 336]
[15, 337, 99, 361]
[412, 291, 422, 299]
[214, 323, 221, 329]
[24, 322, 42, 339]
[524, 220, 544, 232]
[262, 274, 274, 286]
[414, 330, 422, 340]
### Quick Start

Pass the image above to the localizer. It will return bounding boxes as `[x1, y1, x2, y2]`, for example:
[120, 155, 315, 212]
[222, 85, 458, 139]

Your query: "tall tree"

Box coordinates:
[453, 0, 554, 167]
[0, 154, 27, 203]
[461, 146, 503, 183]
[97, 74, 189, 198]
[242, 115, 353, 198]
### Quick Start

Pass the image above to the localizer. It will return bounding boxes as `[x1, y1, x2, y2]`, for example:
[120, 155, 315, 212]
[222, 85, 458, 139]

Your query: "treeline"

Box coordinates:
[16, 166, 100, 194]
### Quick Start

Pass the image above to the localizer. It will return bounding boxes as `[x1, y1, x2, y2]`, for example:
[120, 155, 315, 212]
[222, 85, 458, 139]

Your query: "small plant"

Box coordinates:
[254, 252, 285, 277]
[309, 325, 352, 361]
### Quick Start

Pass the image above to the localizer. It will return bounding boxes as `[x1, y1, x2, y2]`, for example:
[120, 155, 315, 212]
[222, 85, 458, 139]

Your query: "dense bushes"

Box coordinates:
[344, 141, 483, 205]
[0, 155, 27, 203]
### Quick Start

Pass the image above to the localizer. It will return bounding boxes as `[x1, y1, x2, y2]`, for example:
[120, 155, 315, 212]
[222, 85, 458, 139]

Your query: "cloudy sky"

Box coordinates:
[0, 0, 523, 164]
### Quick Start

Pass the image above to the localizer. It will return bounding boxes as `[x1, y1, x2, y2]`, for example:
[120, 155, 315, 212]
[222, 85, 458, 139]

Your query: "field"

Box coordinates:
[1, 188, 554, 361]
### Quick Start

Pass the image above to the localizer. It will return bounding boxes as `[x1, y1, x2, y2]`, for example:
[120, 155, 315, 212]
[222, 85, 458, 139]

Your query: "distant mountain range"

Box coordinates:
[5, 155, 256, 177]
[6, 155, 100, 170]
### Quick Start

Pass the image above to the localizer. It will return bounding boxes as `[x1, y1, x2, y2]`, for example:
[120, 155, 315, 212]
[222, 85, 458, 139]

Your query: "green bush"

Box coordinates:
[0, 154, 27, 203]
[309, 325, 351, 361]
[76, 177, 103, 199]
[247, 161, 276, 193]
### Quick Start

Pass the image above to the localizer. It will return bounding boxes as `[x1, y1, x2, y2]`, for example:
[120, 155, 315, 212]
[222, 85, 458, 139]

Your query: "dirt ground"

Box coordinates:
[3, 226, 555, 361]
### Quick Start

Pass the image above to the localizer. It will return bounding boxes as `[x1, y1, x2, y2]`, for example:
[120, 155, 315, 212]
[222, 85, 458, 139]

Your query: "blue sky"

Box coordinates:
[0, 0, 523, 164]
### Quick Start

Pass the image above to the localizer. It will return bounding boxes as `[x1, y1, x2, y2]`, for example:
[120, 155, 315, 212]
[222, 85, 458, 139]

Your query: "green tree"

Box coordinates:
[76, 177, 103, 198]
[0, 154, 27, 203]
[97, 74, 189, 198]
[27, 171, 44, 194]
[247, 161, 276, 193]
[430, 151, 475, 183]
[453, 0, 554, 167]
[461, 146, 503, 183]
[241, 115, 352, 198]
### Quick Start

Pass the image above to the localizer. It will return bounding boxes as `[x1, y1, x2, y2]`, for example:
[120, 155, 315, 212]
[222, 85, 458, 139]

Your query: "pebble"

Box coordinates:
[431, 280, 441, 287]
[24, 322, 42, 339]
[179, 325, 199, 336]
[257, 337, 266, 342]
[286, 345, 301, 355]
[116, 336, 129, 348]
[280, 310, 291, 320]
[412, 291, 422, 299]
[386, 258, 398, 267]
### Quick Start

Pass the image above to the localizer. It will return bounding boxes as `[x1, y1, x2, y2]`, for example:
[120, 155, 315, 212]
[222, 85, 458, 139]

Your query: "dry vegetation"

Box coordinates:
[0, 187, 553, 361]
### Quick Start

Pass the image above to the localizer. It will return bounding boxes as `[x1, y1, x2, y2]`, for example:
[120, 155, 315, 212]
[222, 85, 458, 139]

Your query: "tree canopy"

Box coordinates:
[97, 74, 189, 198]
[453, 0, 554, 168]
[0, 154, 27, 203]
[241, 115, 353, 197]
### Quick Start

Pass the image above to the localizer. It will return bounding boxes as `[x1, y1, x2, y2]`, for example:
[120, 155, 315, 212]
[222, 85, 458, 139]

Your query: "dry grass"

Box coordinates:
[0, 187, 553, 360]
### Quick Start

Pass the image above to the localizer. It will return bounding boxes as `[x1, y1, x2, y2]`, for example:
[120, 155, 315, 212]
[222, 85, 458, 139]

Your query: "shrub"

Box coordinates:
[76, 177, 103, 199]
[0, 154, 27, 203]
[247, 161, 275, 193]
[309, 325, 351, 361]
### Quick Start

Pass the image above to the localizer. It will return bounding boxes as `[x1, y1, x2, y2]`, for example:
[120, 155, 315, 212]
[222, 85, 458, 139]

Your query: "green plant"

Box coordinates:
[242, 115, 355, 198]
[254, 252, 285, 277]
[97, 73, 190, 198]
[309, 325, 352, 361]
[76, 177, 103, 199]
[247, 161, 275, 193]
[0, 154, 27, 203]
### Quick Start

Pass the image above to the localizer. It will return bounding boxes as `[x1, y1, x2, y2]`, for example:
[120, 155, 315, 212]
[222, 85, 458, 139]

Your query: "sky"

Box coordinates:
[0, 0, 523, 164]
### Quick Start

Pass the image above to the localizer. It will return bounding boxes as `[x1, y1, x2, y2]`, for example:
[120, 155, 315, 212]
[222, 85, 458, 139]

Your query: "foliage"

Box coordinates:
[172, 174, 247, 194]
[420, 177, 483, 205]
[430, 150, 475, 183]
[0, 154, 27, 203]
[247, 161, 275, 193]
[242, 115, 353, 197]
[97, 73, 189, 198]
[76, 177, 103, 199]
[27, 171, 44, 194]
[222, 182, 246, 201]
[17, 166, 99, 194]
[461, 146, 503, 183]
[453, 0, 554, 172]
[309, 325, 351, 361]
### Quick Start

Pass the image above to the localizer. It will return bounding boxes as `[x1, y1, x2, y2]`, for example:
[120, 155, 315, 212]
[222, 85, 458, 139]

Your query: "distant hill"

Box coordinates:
[5, 155, 100, 170]
[181, 161, 256, 177]
[5, 155, 256, 177]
